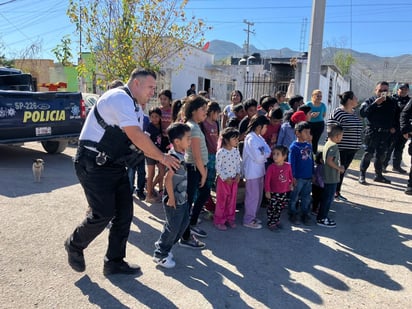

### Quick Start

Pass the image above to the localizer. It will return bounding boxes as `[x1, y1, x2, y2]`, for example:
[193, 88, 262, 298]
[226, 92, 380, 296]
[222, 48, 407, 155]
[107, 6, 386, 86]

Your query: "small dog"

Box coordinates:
[32, 159, 44, 182]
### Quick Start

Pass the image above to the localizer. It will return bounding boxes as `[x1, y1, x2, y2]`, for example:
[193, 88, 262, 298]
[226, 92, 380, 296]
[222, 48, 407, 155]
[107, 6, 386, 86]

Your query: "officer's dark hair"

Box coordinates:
[129, 69, 157, 81]
[294, 121, 311, 133]
[243, 98, 258, 111]
[338, 91, 355, 106]
[246, 114, 270, 134]
[167, 122, 191, 143]
[184, 95, 208, 121]
[261, 96, 278, 113]
[327, 123, 344, 138]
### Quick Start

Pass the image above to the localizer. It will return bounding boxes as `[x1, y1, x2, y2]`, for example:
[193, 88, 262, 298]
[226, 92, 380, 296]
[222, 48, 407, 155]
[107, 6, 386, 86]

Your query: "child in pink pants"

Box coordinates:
[214, 127, 241, 230]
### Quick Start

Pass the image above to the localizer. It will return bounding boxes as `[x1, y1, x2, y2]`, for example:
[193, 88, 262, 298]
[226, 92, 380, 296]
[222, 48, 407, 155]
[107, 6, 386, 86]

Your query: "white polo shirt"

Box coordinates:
[79, 87, 144, 143]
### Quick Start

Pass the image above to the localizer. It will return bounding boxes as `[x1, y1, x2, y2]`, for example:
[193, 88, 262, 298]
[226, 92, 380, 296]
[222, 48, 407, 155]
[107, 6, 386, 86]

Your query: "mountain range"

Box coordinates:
[208, 40, 412, 82]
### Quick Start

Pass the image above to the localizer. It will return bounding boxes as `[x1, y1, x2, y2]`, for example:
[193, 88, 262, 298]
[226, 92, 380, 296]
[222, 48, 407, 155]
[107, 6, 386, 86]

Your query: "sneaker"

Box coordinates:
[179, 235, 206, 249]
[254, 218, 262, 224]
[392, 166, 407, 174]
[405, 187, 412, 195]
[190, 225, 207, 238]
[136, 190, 146, 200]
[64, 239, 85, 272]
[374, 175, 391, 184]
[153, 255, 176, 269]
[227, 221, 237, 228]
[317, 218, 337, 228]
[214, 223, 227, 231]
[243, 220, 262, 229]
[334, 193, 348, 201]
[358, 174, 366, 184]
[103, 259, 141, 276]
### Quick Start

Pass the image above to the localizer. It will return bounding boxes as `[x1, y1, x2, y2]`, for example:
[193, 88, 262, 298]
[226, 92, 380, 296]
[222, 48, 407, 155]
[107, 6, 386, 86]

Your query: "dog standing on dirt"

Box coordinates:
[32, 159, 44, 182]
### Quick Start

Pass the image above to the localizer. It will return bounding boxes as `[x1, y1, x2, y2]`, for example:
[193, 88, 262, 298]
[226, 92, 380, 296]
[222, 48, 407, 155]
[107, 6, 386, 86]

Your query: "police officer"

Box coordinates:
[400, 98, 412, 195]
[383, 83, 410, 174]
[64, 69, 179, 275]
[359, 81, 400, 184]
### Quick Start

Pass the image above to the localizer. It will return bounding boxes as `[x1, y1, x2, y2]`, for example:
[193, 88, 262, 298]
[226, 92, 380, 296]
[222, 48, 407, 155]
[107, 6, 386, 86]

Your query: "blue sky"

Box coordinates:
[1, 0, 411, 62]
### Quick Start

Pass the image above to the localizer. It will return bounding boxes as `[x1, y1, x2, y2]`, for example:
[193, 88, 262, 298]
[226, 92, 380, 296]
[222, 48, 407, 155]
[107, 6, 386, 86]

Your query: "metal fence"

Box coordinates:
[243, 72, 289, 100]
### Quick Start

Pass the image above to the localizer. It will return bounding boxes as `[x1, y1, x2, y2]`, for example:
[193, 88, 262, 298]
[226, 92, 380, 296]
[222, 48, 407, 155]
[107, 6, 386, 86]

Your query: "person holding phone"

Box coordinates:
[358, 81, 400, 185]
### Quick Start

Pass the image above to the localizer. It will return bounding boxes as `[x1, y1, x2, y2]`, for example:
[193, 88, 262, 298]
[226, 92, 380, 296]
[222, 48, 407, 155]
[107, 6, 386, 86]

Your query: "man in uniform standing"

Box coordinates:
[400, 98, 412, 195]
[359, 81, 399, 184]
[383, 83, 410, 174]
[64, 69, 179, 275]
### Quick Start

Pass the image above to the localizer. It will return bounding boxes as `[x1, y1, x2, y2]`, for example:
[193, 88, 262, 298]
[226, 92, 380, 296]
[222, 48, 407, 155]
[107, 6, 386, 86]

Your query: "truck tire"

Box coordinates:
[41, 140, 68, 154]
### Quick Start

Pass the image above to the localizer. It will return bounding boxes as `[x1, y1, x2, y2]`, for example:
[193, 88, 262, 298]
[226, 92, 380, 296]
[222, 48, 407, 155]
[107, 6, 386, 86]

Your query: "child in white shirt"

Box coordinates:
[242, 115, 271, 229]
[214, 127, 241, 230]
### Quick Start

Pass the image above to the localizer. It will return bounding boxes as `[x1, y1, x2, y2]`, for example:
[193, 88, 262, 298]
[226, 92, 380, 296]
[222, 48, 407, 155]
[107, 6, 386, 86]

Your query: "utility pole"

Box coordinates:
[243, 19, 255, 55]
[304, 0, 326, 101]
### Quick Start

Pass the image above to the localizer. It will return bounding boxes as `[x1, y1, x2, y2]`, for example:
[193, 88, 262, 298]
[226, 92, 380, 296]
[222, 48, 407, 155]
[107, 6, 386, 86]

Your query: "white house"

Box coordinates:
[155, 45, 350, 114]
[294, 58, 350, 112]
[158, 46, 235, 105]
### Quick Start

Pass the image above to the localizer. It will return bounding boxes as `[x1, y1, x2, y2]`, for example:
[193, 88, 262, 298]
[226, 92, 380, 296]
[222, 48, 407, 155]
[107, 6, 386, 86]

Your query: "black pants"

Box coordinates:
[311, 184, 323, 213]
[383, 133, 408, 168]
[69, 151, 133, 261]
[360, 129, 391, 176]
[181, 164, 210, 240]
[408, 141, 412, 188]
[309, 121, 325, 154]
[336, 149, 358, 194]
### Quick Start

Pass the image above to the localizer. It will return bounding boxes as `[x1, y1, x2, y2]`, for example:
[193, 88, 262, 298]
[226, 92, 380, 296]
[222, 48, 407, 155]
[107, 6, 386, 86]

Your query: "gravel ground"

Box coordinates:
[0, 142, 411, 309]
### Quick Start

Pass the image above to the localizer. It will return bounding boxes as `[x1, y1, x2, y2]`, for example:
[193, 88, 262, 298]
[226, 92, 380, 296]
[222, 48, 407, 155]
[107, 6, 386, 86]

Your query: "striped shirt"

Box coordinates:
[327, 107, 363, 150]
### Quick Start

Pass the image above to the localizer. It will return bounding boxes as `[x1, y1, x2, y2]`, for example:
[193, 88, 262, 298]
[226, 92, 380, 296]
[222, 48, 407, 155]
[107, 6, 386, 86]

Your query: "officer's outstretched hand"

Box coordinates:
[162, 154, 180, 171]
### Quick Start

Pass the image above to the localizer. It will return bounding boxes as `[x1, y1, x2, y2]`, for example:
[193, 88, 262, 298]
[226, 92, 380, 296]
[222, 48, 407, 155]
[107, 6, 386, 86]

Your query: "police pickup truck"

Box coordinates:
[0, 67, 86, 153]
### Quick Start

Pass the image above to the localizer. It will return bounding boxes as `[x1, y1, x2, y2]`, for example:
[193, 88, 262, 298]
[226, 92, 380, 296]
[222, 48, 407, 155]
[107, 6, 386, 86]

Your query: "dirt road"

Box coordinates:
[0, 142, 411, 308]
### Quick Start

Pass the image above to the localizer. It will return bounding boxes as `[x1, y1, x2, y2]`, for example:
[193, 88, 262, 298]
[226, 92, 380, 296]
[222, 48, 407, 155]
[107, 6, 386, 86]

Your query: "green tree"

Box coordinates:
[67, 0, 209, 86]
[52, 35, 74, 66]
[334, 50, 356, 76]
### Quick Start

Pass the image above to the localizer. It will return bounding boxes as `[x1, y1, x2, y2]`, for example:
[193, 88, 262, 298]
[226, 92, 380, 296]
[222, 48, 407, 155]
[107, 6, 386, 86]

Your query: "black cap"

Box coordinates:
[399, 83, 409, 89]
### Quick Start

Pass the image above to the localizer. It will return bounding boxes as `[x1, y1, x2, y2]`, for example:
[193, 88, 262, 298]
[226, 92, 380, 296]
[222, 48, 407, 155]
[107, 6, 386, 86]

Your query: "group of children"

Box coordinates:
[137, 90, 346, 269]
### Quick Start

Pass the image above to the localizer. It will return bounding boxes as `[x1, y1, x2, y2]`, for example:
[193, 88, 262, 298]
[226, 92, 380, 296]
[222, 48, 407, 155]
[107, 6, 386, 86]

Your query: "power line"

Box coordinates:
[186, 3, 412, 10]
